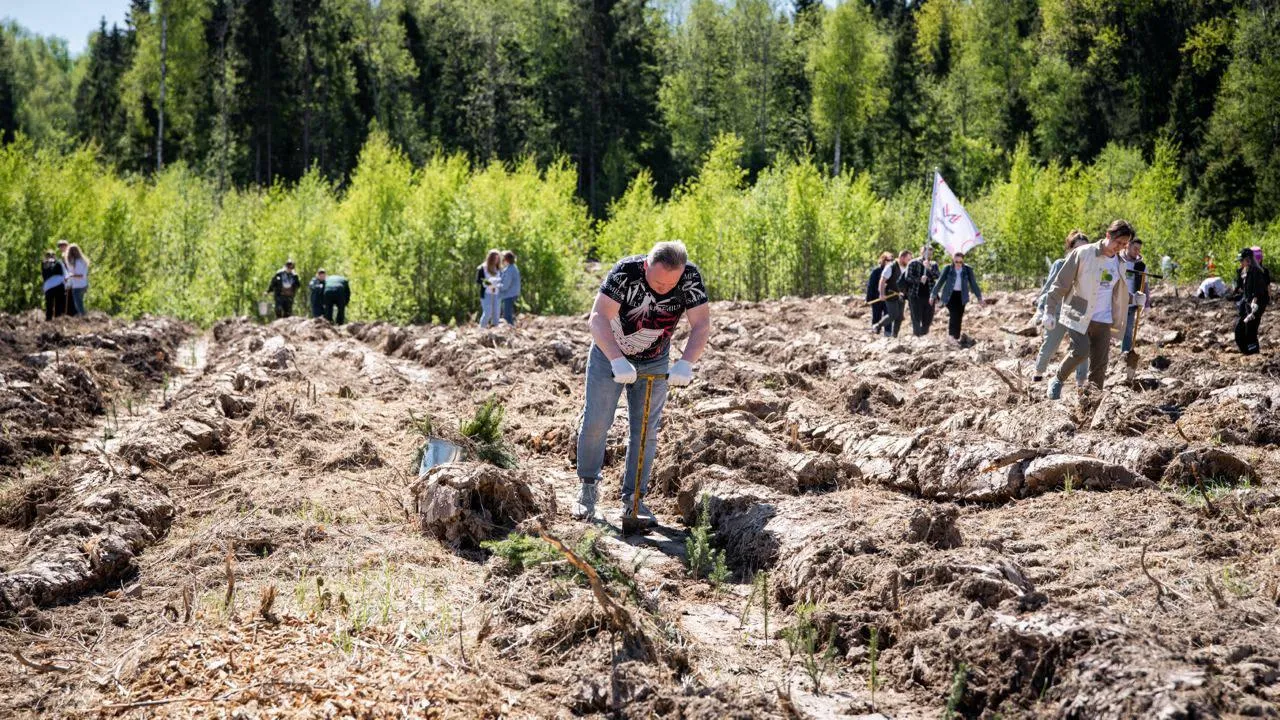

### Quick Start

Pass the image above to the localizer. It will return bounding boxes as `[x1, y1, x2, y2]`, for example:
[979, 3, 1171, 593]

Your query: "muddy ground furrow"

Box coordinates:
[1, 291, 1278, 718]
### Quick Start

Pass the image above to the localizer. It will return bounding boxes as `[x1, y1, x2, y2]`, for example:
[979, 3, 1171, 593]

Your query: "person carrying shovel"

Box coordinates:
[572, 241, 711, 529]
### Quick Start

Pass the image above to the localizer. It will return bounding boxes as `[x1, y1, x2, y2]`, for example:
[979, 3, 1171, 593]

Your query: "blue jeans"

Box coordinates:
[70, 287, 87, 316]
[1121, 306, 1139, 352]
[501, 297, 516, 326]
[1034, 320, 1088, 384]
[478, 292, 500, 327]
[576, 346, 669, 499]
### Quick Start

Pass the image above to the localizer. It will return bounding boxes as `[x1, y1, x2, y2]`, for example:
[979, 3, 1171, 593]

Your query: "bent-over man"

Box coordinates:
[572, 241, 711, 525]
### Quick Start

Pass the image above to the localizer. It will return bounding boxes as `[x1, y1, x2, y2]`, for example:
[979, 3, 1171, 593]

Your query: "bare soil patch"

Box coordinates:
[2, 292, 1277, 718]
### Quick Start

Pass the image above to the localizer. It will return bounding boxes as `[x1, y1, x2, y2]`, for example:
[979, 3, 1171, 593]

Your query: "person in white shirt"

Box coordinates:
[1042, 220, 1145, 399]
[477, 249, 503, 328]
[63, 244, 91, 317]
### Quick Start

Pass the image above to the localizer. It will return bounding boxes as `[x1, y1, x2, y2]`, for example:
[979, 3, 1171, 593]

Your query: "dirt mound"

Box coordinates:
[5, 292, 1279, 718]
[0, 463, 174, 626]
[413, 463, 557, 547]
[0, 313, 189, 476]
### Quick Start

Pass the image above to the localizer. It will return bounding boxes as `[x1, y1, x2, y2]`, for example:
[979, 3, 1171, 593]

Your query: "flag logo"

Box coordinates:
[929, 173, 984, 258]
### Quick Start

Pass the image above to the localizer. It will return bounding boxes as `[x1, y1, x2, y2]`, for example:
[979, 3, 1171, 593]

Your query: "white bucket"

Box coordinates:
[258, 300, 270, 318]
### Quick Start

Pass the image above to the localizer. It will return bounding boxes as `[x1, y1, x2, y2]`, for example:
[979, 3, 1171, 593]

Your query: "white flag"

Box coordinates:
[929, 172, 984, 257]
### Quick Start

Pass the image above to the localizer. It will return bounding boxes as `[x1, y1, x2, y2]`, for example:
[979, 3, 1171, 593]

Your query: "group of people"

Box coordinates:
[475, 250, 522, 328]
[266, 260, 351, 324]
[1032, 220, 1270, 399]
[865, 245, 985, 342]
[40, 240, 90, 320]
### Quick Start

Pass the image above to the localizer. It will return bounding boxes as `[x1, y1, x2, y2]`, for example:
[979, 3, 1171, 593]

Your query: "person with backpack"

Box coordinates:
[904, 245, 940, 336]
[1233, 247, 1270, 355]
[41, 250, 67, 320]
[878, 250, 911, 338]
[322, 273, 351, 325]
[865, 252, 893, 334]
[267, 260, 301, 319]
[931, 251, 983, 343]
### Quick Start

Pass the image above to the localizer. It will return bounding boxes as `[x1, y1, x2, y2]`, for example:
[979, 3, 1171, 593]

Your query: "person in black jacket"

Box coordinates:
[904, 245, 940, 336]
[1234, 248, 1270, 355]
[41, 251, 67, 320]
[323, 274, 351, 325]
[865, 252, 892, 334]
[1119, 238, 1147, 353]
[309, 269, 328, 318]
[878, 250, 911, 338]
[267, 260, 300, 319]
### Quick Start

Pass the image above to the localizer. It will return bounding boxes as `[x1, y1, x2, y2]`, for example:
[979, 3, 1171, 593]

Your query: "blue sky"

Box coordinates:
[2, 0, 129, 55]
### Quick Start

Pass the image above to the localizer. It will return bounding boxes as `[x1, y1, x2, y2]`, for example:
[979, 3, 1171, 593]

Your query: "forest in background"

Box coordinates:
[1, 0, 1278, 324]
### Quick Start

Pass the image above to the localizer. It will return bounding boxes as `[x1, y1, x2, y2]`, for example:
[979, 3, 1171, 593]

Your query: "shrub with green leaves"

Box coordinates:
[460, 396, 517, 469]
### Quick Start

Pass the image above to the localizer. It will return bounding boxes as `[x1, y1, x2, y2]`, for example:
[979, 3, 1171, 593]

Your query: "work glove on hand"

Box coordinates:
[1133, 292, 1147, 307]
[668, 359, 694, 387]
[610, 357, 637, 385]
[1042, 314, 1057, 331]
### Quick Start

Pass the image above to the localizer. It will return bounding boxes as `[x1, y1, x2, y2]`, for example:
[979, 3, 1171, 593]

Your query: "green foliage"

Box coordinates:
[459, 396, 518, 470]
[945, 661, 969, 718]
[480, 533, 559, 573]
[740, 570, 771, 640]
[782, 602, 838, 693]
[685, 494, 729, 588]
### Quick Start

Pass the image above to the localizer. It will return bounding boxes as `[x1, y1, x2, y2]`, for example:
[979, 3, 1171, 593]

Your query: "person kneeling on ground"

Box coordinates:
[1032, 230, 1090, 384]
[309, 269, 327, 318]
[572, 241, 711, 525]
[1197, 276, 1227, 299]
[323, 273, 351, 325]
[1233, 248, 1269, 355]
[1042, 220, 1144, 399]
[931, 251, 983, 343]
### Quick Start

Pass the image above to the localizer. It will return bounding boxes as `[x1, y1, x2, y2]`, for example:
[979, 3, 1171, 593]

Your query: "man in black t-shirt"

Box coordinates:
[572, 241, 711, 524]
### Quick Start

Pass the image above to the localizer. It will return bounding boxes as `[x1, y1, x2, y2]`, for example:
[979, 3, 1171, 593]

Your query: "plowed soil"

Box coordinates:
[2, 291, 1277, 719]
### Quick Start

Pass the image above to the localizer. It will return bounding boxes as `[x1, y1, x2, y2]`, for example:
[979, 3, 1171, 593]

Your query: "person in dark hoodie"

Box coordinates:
[865, 252, 893, 334]
[267, 260, 301, 318]
[309, 269, 328, 318]
[41, 250, 67, 320]
[1233, 247, 1270, 355]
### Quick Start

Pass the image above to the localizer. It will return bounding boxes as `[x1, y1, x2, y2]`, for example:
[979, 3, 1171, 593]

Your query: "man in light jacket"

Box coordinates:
[1042, 220, 1146, 399]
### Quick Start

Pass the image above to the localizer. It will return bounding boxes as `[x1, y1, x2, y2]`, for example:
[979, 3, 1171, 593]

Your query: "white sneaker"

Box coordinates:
[621, 494, 656, 526]
[572, 482, 599, 520]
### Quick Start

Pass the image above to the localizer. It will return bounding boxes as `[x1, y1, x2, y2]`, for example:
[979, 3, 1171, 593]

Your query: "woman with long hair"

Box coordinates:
[1234, 247, 1269, 355]
[1032, 230, 1091, 383]
[477, 249, 503, 328]
[930, 250, 983, 342]
[63, 244, 90, 317]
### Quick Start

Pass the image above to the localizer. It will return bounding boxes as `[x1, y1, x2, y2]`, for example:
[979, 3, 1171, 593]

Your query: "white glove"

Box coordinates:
[1043, 314, 1057, 331]
[1133, 292, 1146, 306]
[610, 357, 637, 384]
[668, 359, 694, 387]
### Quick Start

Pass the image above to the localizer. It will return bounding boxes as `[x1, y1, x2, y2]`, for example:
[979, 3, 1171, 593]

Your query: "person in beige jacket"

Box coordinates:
[1042, 219, 1146, 399]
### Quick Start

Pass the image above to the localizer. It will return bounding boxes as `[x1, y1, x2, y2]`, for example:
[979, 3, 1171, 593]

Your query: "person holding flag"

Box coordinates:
[927, 172, 985, 342]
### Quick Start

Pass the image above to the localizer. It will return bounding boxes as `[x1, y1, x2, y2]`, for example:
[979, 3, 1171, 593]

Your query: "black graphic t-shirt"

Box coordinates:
[600, 255, 708, 361]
